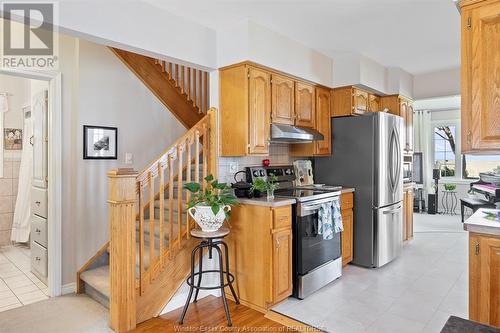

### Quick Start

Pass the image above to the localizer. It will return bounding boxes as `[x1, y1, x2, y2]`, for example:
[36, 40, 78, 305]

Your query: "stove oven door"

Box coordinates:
[295, 199, 342, 276]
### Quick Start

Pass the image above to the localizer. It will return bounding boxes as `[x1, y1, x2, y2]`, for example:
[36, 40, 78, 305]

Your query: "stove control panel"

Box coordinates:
[245, 166, 295, 184]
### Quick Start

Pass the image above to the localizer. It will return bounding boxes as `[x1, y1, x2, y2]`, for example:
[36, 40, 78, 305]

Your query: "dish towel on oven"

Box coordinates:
[318, 198, 343, 240]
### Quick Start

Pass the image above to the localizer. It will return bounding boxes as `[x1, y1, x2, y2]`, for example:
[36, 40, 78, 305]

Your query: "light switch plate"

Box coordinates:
[125, 153, 133, 165]
[228, 161, 239, 173]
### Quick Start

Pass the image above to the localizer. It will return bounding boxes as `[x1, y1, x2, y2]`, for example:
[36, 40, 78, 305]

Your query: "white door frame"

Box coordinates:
[0, 68, 62, 297]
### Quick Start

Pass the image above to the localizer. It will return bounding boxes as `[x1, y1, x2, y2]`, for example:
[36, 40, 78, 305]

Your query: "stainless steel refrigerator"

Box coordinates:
[314, 112, 404, 268]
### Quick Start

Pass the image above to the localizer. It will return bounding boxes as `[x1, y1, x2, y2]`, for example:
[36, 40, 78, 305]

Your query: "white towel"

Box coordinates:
[0, 94, 9, 112]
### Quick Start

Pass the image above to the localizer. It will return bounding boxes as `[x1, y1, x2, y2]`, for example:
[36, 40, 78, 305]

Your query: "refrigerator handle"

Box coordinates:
[394, 127, 401, 189]
[389, 130, 396, 191]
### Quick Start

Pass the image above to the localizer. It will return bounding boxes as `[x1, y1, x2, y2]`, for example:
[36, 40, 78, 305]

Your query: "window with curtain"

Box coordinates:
[434, 126, 456, 177]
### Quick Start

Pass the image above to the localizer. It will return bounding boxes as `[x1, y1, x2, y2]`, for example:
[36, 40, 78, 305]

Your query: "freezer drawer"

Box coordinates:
[32, 215, 48, 248]
[31, 240, 48, 279]
[374, 202, 403, 267]
[32, 187, 48, 218]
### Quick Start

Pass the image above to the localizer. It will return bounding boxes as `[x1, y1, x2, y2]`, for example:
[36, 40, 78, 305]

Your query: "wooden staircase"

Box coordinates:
[77, 109, 219, 332]
[110, 48, 210, 128]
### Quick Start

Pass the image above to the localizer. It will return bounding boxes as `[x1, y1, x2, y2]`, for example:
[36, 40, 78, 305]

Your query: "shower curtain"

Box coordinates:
[11, 117, 33, 243]
[413, 110, 433, 197]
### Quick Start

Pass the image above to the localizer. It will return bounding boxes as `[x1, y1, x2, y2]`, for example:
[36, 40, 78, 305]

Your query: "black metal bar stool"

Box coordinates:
[178, 227, 239, 326]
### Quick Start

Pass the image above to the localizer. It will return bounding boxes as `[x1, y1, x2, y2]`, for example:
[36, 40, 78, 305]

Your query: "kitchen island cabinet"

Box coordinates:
[225, 204, 293, 312]
[464, 209, 500, 327]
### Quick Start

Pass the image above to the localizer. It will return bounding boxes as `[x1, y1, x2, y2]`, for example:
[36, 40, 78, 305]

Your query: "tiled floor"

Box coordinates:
[273, 213, 468, 333]
[0, 244, 49, 312]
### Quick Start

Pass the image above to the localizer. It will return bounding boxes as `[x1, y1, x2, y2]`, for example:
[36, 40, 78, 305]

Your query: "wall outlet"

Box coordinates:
[228, 161, 239, 173]
[125, 153, 133, 165]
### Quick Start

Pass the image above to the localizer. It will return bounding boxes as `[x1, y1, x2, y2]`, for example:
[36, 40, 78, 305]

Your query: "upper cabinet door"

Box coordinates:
[352, 88, 368, 114]
[248, 67, 271, 155]
[368, 94, 381, 112]
[406, 103, 414, 153]
[295, 82, 315, 128]
[399, 99, 408, 152]
[271, 74, 295, 125]
[463, 2, 500, 152]
[315, 87, 332, 156]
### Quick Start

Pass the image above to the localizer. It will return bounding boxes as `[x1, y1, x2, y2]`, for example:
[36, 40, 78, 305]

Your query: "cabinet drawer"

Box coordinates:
[32, 187, 48, 218]
[341, 192, 354, 210]
[273, 206, 291, 229]
[31, 241, 48, 278]
[32, 215, 48, 248]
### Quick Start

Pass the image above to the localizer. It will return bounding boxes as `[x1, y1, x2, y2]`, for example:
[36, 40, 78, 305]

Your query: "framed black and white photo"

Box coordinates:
[83, 125, 117, 159]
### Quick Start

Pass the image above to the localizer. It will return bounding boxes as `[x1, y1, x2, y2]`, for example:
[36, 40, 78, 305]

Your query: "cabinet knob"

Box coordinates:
[474, 240, 479, 255]
[276, 238, 280, 248]
[35, 257, 41, 261]
[467, 130, 472, 144]
[35, 201, 41, 205]
[35, 228, 41, 233]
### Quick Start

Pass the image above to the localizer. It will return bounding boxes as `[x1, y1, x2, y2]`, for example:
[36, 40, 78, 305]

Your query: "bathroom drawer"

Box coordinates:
[32, 215, 48, 248]
[32, 187, 48, 218]
[31, 241, 47, 279]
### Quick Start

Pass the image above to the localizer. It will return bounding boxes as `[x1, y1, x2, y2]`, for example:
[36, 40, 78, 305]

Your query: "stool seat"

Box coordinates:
[190, 227, 230, 239]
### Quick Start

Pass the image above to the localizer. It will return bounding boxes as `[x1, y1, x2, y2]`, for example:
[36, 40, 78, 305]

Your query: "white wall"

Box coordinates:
[217, 20, 334, 87]
[58, 37, 186, 284]
[413, 67, 460, 100]
[4, 1, 217, 70]
[0, 74, 29, 131]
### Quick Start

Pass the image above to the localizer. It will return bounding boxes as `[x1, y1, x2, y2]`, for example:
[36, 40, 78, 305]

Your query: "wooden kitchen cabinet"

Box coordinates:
[220, 64, 271, 156]
[271, 74, 295, 125]
[460, 0, 500, 153]
[340, 192, 354, 266]
[226, 204, 293, 312]
[290, 86, 332, 156]
[295, 82, 316, 128]
[469, 233, 500, 327]
[331, 86, 370, 117]
[380, 95, 414, 153]
[403, 186, 414, 242]
[368, 93, 381, 112]
[272, 228, 293, 303]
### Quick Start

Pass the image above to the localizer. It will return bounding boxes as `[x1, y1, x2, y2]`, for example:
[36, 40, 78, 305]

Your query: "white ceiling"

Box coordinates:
[143, 0, 460, 75]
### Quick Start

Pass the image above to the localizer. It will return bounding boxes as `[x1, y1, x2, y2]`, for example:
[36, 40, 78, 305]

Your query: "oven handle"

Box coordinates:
[299, 196, 339, 216]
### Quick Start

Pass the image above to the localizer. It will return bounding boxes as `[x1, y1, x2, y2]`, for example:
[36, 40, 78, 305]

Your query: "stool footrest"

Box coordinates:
[186, 270, 235, 290]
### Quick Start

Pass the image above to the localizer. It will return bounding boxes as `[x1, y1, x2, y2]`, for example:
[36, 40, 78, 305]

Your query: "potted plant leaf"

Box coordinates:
[251, 174, 279, 201]
[184, 175, 238, 232]
[444, 183, 456, 192]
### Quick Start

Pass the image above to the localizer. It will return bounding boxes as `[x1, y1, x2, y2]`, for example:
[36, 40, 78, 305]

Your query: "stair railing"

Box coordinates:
[107, 108, 218, 332]
[155, 60, 210, 115]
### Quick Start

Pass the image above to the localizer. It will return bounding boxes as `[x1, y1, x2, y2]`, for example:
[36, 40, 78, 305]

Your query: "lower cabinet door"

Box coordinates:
[341, 209, 353, 266]
[272, 229, 293, 303]
[31, 241, 48, 279]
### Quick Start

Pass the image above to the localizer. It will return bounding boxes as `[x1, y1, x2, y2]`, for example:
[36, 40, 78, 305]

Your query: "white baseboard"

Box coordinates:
[61, 282, 76, 295]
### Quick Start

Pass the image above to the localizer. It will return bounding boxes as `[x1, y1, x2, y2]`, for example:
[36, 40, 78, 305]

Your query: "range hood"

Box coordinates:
[270, 123, 324, 143]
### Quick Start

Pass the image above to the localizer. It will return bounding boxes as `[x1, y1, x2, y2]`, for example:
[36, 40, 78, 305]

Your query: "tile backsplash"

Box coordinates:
[0, 158, 21, 246]
[218, 144, 305, 184]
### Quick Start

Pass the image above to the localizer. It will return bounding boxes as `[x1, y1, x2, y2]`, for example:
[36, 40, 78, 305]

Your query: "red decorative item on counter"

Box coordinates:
[262, 159, 270, 167]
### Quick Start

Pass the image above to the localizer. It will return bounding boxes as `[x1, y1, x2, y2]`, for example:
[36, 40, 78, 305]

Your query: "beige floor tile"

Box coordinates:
[0, 302, 22, 313]
[366, 313, 426, 333]
[12, 283, 40, 295]
[22, 295, 49, 305]
[0, 289, 15, 299]
[17, 289, 47, 303]
[0, 295, 21, 308]
[4, 275, 33, 288]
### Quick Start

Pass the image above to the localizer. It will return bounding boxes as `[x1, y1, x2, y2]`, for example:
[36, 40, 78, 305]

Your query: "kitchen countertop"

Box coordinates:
[464, 208, 500, 236]
[340, 187, 355, 194]
[237, 197, 296, 208]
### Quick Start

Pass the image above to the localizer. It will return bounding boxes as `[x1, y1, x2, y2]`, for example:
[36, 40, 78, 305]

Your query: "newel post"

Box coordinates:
[107, 169, 138, 332]
[208, 107, 219, 178]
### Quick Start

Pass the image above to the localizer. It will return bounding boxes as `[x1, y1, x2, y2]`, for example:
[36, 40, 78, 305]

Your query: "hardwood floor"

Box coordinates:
[132, 295, 291, 332]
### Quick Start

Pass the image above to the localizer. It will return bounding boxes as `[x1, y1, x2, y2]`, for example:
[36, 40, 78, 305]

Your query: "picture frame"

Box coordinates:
[83, 125, 118, 159]
[4, 128, 23, 150]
